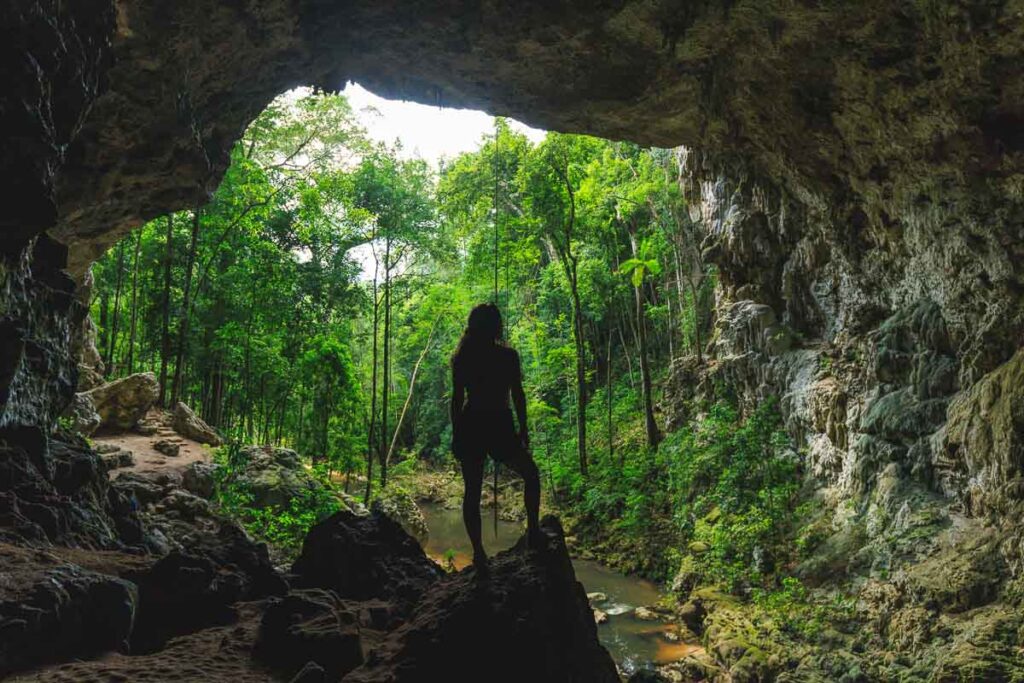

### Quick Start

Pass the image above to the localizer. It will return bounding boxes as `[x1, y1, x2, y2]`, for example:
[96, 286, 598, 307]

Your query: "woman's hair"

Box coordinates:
[452, 303, 503, 367]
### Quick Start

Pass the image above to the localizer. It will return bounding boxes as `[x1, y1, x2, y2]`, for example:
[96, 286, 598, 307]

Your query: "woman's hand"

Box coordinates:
[518, 430, 530, 452]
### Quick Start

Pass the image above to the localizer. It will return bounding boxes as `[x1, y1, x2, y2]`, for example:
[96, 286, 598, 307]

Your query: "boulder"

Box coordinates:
[226, 445, 324, 509]
[254, 589, 363, 680]
[78, 372, 159, 433]
[153, 439, 180, 457]
[341, 516, 619, 683]
[172, 401, 222, 446]
[370, 487, 429, 543]
[0, 544, 138, 676]
[182, 461, 219, 499]
[292, 509, 443, 614]
[62, 393, 101, 435]
[99, 448, 135, 472]
[123, 522, 287, 653]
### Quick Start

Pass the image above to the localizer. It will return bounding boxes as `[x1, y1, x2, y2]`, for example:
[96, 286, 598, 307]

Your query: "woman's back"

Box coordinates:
[453, 342, 520, 412]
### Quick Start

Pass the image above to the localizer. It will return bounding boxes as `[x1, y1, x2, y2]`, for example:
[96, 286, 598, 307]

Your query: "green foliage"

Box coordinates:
[212, 449, 343, 555]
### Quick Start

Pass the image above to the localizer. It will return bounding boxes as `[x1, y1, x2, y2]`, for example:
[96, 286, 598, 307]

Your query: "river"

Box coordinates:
[419, 503, 700, 675]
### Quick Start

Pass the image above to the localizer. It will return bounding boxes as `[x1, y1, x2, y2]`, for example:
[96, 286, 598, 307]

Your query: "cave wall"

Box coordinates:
[3, 0, 1023, 518]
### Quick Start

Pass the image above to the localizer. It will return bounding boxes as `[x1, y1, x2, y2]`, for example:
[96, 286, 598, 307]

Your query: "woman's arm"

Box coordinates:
[450, 366, 465, 430]
[510, 352, 529, 450]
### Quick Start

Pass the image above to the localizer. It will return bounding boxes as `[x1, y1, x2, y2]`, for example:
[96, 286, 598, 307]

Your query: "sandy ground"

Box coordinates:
[93, 429, 212, 479]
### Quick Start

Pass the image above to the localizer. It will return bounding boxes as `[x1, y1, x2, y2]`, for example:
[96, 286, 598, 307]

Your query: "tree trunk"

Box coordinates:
[568, 262, 588, 476]
[125, 229, 143, 374]
[105, 240, 127, 376]
[171, 208, 200, 405]
[635, 281, 661, 449]
[158, 213, 174, 405]
[607, 332, 614, 464]
[380, 235, 392, 489]
[364, 237, 380, 505]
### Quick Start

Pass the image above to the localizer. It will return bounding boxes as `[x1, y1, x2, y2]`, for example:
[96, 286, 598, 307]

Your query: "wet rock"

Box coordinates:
[254, 589, 363, 680]
[292, 509, 442, 613]
[676, 598, 707, 635]
[78, 372, 159, 433]
[341, 516, 619, 683]
[152, 439, 180, 457]
[634, 606, 661, 621]
[172, 401, 222, 446]
[593, 608, 609, 624]
[587, 591, 608, 604]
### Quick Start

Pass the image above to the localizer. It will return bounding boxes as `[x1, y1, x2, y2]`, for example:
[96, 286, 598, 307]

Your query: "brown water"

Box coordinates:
[420, 503, 702, 675]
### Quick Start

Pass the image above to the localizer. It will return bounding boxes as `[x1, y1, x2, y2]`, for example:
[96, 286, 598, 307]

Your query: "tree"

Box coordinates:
[521, 134, 604, 477]
[619, 239, 662, 448]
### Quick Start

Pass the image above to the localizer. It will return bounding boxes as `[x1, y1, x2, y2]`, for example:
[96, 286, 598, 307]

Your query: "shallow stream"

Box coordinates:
[420, 503, 700, 675]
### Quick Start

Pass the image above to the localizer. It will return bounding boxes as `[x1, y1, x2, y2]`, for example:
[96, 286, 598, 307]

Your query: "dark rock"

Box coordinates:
[290, 661, 328, 683]
[100, 448, 135, 472]
[0, 545, 137, 676]
[370, 487, 429, 543]
[181, 461, 219, 499]
[342, 516, 618, 683]
[292, 510, 442, 614]
[254, 589, 363, 680]
[152, 438, 180, 457]
[677, 598, 707, 635]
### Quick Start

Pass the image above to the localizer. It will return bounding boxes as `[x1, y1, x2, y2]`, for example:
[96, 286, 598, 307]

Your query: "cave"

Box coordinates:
[3, 1, 1024, 681]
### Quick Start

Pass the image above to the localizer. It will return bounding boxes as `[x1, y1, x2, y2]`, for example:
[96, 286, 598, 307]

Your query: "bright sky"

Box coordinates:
[342, 82, 545, 167]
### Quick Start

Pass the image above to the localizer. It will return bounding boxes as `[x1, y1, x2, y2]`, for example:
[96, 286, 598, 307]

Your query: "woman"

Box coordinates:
[451, 303, 541, 569]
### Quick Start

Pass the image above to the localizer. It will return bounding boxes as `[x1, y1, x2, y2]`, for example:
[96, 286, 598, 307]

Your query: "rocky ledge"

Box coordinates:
[1, 441, 613, 682]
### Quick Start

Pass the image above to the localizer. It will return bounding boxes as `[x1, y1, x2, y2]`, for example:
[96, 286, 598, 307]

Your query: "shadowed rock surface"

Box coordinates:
[342, 516, 619, 683]
[292, 509, 444, 614]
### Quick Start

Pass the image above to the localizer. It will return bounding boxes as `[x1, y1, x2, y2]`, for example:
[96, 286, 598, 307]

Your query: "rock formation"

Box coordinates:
[341, 516, 620, 683]
[172, 401, 223, 446]
[73, 372, 160, 434]
[3, 1, 1024, 680]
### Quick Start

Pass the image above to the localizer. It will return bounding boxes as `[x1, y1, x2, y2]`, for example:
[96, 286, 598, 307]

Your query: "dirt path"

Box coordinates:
[93, 421, 212, 479]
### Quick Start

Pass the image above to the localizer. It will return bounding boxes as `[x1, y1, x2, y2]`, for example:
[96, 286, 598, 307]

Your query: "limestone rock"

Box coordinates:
[225, 445, 322, 510]
[172, 401, 222, 446]
[941, 347, 1024, 515]
[63, 393, 101, 435]
[79, 372, 159, 433]
[370, 487, 429, 544]
[99, 448, 135, 472]
[181, 461, 219, 499]
[634, 606, 661, 621]
[254, 589, 364, 680]
[341, 516, 619, 683]
[152, 439, 180, 457]
[292, 509, 442, 614]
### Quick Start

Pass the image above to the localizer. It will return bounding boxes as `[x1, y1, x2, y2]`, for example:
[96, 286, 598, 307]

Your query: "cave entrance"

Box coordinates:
[74, 81, 709, 677]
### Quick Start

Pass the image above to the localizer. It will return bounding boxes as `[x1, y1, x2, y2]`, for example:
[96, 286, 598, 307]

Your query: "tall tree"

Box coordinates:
[158, 214, 174, 405]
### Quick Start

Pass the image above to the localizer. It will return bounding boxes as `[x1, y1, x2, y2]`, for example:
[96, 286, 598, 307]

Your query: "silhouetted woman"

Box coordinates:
[451, 303, 541, 568]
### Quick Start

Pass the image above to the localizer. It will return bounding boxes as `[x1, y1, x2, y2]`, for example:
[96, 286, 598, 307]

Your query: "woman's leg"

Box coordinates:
[459, 454, 486, 561]
[499, 444, 541, 543]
